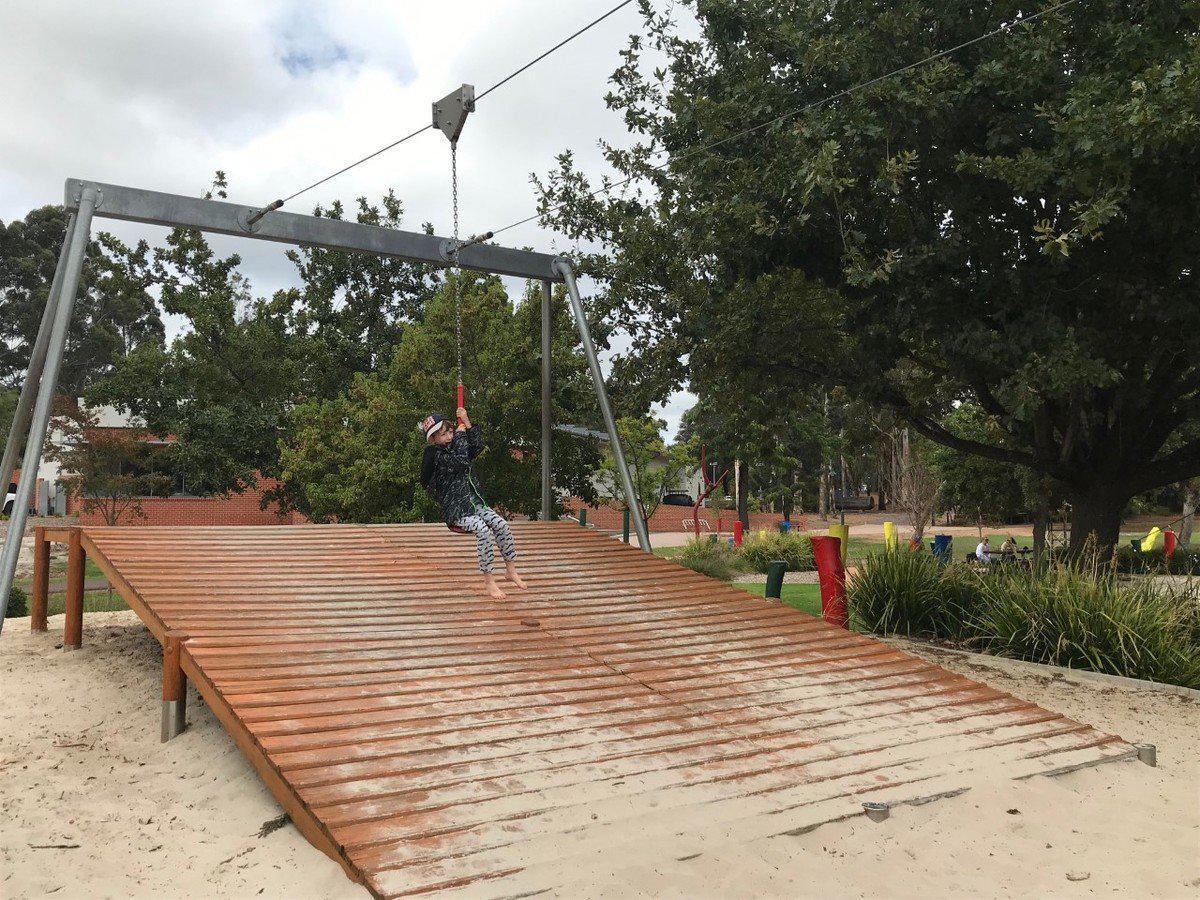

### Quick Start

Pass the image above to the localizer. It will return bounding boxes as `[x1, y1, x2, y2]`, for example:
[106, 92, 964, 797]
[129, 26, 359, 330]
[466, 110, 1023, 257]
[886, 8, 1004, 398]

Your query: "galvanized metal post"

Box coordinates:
[0, 213, 76, 499]
[552, 259, 651, 552]
[0, 187, 97, 633]
[540, 279, 553, 520]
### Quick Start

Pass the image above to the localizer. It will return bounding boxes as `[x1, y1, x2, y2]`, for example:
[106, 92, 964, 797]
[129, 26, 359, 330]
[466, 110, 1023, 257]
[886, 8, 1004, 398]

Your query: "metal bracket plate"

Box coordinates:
[432, 84, 476, 143]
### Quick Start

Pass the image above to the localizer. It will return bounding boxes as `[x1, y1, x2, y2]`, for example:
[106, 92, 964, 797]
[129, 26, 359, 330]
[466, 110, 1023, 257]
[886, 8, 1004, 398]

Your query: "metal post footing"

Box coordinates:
[1136, 743, 1157, 767]
[863, 801, 890, 822]
[161, 698, 186, 742]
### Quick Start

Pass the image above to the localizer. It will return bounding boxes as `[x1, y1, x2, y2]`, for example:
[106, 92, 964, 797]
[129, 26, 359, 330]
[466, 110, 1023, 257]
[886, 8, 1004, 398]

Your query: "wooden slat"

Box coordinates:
[80, 522, 1135, 899]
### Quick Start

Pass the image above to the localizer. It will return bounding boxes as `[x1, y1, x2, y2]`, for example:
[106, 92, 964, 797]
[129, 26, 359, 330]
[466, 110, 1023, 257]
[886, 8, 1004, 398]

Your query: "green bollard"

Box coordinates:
[765, 560, 786, 600]
[578, 507, 588, 527]
[622, 507, 631, 544]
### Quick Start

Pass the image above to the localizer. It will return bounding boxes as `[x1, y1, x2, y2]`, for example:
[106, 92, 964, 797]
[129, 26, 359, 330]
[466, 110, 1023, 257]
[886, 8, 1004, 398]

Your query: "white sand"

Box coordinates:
[0, 612, 362, 899]
[2, 612, 1197, 898]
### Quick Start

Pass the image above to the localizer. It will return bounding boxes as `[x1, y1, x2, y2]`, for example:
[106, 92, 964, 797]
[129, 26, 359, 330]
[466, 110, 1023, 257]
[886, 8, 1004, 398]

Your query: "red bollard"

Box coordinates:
[733, 520, 744, 548]
[810, 535, 848, 628]
[1163, 530, 1177, 560]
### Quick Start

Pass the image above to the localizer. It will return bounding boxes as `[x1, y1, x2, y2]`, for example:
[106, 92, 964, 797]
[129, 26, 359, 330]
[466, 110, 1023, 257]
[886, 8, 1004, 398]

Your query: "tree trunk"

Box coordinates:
[818, 466, 828, 520]
[1180, 486, 1198, 547]
[1032, 497, 1049, 563]
[1067, 486, 1127, 556]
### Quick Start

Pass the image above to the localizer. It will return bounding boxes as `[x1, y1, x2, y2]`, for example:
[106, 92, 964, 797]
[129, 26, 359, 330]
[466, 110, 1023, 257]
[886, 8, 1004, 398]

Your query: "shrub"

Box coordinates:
[739, 531, 815, 572]
[6, 585, 28, 618]
[1114, 545, 1200, 576]
[676, 537, 741, 581]
[848, 551, 982, 640]
[971, 563, 1200, 688]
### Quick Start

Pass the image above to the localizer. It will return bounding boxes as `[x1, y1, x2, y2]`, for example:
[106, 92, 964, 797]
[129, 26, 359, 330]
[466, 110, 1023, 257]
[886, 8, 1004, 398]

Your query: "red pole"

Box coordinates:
[1163, 530, 1177, 560]
[456, 382, 465, 422]
[733, 520, 744, 548]
[810, 535, 848, 628]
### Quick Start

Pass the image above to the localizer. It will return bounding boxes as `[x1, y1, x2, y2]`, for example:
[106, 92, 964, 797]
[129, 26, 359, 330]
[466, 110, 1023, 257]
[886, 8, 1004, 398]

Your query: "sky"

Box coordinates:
[0, 0, 695, 438]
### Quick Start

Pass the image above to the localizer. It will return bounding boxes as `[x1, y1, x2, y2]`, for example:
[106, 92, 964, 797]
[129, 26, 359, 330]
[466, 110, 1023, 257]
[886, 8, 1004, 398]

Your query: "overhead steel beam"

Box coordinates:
[63, 178, 563, 282]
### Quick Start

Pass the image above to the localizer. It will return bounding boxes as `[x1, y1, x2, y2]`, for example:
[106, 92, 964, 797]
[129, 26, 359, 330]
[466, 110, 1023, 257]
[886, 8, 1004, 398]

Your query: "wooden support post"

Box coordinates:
[31, 526, 49, 631]
[161, 633, 187, 742]
[63, 528, 84, 649]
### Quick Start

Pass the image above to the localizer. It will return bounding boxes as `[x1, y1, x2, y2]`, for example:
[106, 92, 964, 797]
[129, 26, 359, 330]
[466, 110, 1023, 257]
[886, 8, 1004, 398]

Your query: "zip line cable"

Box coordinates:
[475, 0, 636, 102]
[485, 0, 1083, 241]
[256, 0, 638, 217]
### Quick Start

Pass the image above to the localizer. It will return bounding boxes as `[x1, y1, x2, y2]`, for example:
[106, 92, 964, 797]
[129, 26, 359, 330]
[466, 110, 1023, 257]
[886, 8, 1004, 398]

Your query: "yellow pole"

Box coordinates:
[828, 523, 849, 564]
[883, 521, 896, 551]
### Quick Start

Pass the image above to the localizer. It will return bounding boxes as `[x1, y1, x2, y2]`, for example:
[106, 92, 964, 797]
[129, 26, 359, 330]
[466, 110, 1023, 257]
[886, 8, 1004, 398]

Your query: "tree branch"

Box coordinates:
[1128, 438, 1200, 495]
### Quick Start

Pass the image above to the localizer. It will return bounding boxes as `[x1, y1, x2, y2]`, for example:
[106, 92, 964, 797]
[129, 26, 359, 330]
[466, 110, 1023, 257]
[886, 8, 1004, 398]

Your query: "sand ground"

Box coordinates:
[1, 611, 1197, 899]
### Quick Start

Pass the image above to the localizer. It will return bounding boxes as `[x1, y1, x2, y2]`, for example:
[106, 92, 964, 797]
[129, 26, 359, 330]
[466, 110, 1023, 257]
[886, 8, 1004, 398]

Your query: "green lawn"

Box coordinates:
[738, 582, 823, 617]
[44, 589, 128, 617]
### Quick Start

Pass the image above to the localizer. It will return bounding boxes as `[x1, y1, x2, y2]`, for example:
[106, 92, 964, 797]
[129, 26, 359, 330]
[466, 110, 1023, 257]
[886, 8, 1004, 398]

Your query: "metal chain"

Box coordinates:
[451, 141, 463, 388]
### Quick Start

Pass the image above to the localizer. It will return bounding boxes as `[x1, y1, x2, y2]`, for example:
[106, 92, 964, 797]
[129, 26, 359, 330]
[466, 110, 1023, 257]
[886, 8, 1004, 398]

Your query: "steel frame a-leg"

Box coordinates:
[0, 178, 651, 632]
[0, 187, 98, 630]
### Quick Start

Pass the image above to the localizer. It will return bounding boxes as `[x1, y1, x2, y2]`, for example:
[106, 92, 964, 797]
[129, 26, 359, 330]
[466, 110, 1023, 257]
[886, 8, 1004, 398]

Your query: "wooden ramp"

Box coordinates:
[74, 522, 1134, 897]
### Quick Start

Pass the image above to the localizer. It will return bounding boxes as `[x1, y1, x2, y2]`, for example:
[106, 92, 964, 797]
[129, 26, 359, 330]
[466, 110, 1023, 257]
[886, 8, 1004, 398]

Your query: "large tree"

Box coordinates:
[538, 0, 1200, 552]
[275, 273, 603, 522]
[0, 206, 163, 395]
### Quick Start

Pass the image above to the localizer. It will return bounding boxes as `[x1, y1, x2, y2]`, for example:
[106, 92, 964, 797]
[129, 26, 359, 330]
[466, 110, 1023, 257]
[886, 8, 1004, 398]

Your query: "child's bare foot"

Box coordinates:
[505, 563, 528, 590]
[483, 574, 507, 600]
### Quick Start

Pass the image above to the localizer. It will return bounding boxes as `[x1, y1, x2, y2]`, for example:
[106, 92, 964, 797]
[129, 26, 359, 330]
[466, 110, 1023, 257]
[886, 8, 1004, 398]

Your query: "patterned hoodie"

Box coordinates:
[420, 425, 486, 526]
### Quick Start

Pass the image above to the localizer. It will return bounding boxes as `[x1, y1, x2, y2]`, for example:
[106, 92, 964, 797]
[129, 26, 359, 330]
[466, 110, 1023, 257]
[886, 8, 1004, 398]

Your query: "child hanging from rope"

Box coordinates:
[419, 408, 528, 599]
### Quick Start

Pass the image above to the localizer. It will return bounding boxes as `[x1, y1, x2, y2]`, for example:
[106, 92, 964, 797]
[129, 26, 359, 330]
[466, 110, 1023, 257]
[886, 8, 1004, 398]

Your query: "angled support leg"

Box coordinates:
[553, 259, 652, 552]
[0, 213, 76, 506]
[0, 188, 96, 634]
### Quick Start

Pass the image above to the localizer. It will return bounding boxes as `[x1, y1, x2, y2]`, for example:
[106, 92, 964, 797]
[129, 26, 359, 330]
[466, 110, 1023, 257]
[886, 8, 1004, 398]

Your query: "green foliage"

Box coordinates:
[6, 585, 28, 618]
[0, 205, 164, 394]
[972, 565, 1200, 689]
[540, 0, 1200, 552]
[930, 404, 1029, 526]
[738, 531, 815, 573]
[276, 274, 601, 523]
[851, 548, 1200, 687]
[1114, 545, 1200, 576]
[88, 222, 297, 496]
[597, 416, 695, 524]
[849, 551, 981, 640]
[676, 537, 741, 581]
[47, 403, 173, 525]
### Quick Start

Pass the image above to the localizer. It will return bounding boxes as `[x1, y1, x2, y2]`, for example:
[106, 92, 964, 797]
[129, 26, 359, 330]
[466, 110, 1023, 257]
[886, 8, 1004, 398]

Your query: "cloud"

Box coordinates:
[0, 0, 696, 437]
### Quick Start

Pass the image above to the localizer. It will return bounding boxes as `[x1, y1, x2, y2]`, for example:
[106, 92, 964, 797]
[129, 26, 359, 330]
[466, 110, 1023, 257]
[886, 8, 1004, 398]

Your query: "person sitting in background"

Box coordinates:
[976, 536, 993, 564]
[1000, 536, 1018, 558]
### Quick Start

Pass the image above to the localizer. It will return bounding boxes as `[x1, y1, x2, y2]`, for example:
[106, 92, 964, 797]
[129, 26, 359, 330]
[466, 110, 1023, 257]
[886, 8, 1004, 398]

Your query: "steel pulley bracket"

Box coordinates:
[432, 84, 476, 143]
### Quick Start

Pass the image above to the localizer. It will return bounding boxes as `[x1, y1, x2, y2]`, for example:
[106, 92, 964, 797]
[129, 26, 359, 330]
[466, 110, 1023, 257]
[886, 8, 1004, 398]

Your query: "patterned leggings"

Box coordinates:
[455, 506, 517, 573]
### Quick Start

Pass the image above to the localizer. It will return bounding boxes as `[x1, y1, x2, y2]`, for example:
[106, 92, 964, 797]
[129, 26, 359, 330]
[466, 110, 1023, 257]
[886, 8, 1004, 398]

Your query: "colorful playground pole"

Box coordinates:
[1163, 530, 1177, 560]
[578, 507, 587, 527]
[765, 561, 786, 600]
[810, 536, 848, 628]
[622, 507, 631, 544]
[733, 520, 744, 548]
[883, 521, 897, 551]
[827, 523, 849, 564]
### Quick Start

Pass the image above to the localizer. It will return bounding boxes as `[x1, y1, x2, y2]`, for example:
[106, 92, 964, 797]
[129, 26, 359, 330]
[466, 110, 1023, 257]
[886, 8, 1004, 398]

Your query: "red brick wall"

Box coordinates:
[565, 498, 805, 535]
[67, 478, 301, 527]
